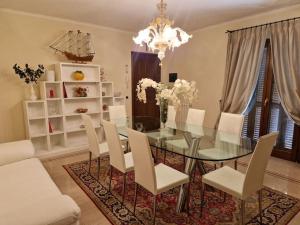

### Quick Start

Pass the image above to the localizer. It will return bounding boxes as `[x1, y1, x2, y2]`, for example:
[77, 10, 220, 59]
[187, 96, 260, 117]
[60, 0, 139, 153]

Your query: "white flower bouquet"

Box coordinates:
[136, 78, 198, 108]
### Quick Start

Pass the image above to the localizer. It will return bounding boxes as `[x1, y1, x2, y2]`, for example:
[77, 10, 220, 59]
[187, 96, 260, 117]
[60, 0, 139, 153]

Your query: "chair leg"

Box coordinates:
[223, 192, 227, 202]
[234, 160, 238, 170]
[88, 152, 92, 174]
[109, 165, 113, 191]
[153, 195, 157, 225]
[97, 157, 100, 180]
[186, 182, 191, 215]
[258, 190, 263, 225]
[183, 155, 186, 172]
[200, 183, 205, 217]
[122, 173, 127, 204]
[133, 183, 138, 214]
[240, 200, 245, 225]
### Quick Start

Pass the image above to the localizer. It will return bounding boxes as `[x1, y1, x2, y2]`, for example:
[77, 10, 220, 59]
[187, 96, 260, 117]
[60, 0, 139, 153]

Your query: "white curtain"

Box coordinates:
[219, 26, 268, 115]
[270, 20, 300, 125]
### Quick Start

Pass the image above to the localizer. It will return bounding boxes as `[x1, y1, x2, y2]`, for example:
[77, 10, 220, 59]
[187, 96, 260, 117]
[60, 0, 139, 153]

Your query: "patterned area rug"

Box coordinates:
[64, 152, 300, 225]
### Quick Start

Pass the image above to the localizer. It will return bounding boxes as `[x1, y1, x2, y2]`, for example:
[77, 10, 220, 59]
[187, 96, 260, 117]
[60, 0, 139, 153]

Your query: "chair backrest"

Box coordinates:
[102, 120, 126, 172]
[108, 105, 127, 127]
[166, 105, 176, 126]
[243, 132, 278, 197]
[81, 114, 100, 157]
[218, 112, 244, 136]
[127, 128, 157, 194]
[187, 108, 206, 127]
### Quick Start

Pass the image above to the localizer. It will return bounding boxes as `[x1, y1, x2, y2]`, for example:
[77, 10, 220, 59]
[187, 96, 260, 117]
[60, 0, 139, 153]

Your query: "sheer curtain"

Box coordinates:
[220, 26, 268, 115]
[270, 20, 300, 125]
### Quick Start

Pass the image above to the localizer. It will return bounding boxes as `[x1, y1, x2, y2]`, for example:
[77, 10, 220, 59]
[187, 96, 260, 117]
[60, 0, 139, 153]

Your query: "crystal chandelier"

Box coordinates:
[133, 0, 192, 63]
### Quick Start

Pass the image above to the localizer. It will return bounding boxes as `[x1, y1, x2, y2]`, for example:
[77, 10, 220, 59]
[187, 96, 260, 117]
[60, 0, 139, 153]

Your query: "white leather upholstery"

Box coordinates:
[127, 128, 189, 195]
[81, 114, 109, 158]
[0, 140, 34, 166]
[108, 105, 128, 141]
[109, 105, 127, 127]
[202, 132, 278, 200]
[0, 158, 80, 225]
[102, 120, 133, 173]
[218, 112, 244, 135]
[186, 108, 206, 127]
[165, 108, 206, 149]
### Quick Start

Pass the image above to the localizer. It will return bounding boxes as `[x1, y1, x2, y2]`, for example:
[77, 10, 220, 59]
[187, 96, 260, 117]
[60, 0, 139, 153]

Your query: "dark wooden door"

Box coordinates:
[131, 52, 161, 130]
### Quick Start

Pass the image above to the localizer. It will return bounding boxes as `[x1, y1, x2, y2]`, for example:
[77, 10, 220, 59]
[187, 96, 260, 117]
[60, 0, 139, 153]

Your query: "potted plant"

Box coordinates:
[13, 64, 45, 100]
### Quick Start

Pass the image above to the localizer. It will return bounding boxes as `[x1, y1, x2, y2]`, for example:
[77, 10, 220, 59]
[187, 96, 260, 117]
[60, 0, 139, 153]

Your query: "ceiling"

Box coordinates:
[1, 0, 300, 32]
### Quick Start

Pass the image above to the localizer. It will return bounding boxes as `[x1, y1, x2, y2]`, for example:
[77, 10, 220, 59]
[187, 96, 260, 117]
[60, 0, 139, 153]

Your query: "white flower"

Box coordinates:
[136, 77, 198, 108]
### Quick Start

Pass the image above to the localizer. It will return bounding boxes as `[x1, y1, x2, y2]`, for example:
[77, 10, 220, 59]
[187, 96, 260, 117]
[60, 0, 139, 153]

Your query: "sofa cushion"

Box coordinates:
[0, 140, 35, 166]
[0, 195, 80, 225]
[0, 158, 61, 210]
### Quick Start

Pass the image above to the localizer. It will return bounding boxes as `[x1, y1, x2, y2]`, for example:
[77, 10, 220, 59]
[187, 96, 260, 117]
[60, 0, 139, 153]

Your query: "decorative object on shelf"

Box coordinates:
[73, 87, 88, 97]
[48, 121, 53, 133]
[100, 68, 106, 82]
[80, 124, 85, 129]
[13, 64, 45, 100]
[102, 104, 108, 111]
[62, 82, 68, 98]
[49, 89, 55, 98]
[76, 108, 88, 113]
[102, 91, 106, 96]
[46, 70, 55, 81]
[49, 30, 95, 63]
[114, 91, 121, 97]
[133, 0, 192, 64]
[72, 70, 85, 80]
[136, 78, 198, 125]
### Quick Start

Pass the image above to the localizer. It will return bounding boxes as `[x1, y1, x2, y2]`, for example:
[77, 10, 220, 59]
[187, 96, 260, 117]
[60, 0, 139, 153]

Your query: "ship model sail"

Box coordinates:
[50, 30, 95, 62]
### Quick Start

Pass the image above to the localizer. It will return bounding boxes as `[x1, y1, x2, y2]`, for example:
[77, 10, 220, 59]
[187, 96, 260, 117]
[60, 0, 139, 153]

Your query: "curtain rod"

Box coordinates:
[226, 16, 300, 33]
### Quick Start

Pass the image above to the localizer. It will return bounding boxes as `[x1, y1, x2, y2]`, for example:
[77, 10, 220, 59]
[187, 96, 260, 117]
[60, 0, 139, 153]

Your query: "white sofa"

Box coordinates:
[0, 140, 81, 225]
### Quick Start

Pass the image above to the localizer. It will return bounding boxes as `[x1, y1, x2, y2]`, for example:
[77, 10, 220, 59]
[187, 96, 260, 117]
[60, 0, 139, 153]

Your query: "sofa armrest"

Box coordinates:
[0, 195, 81, 225]
[0, 140, 35, 166]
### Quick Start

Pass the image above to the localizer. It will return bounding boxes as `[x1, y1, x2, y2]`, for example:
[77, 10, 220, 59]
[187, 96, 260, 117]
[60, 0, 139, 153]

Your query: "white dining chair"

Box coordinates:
[217, 112, 244, 169]
[81, 114, 109, 180]
[201, 132, 278, 225]
[127, 128, 190, 224]
[108, 105, 129, 143]
[164, 108, 206, 164]
[102, 120, 134, 204]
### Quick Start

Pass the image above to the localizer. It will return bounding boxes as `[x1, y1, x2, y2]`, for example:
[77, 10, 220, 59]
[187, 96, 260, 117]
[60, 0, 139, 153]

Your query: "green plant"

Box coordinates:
[13, 64, 45, 84]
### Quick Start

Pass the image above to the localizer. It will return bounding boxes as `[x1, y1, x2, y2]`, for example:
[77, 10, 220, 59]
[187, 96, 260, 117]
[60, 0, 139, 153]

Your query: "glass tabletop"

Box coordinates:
[117, 120, 253, 162]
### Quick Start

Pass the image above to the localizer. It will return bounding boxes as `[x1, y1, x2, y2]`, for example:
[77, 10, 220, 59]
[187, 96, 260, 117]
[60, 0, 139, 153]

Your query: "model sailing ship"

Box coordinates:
[50, 30, 95, 63]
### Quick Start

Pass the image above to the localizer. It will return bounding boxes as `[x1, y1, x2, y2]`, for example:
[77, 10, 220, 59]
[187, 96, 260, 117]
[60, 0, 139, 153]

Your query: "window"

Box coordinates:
[242, 40, 299, 161]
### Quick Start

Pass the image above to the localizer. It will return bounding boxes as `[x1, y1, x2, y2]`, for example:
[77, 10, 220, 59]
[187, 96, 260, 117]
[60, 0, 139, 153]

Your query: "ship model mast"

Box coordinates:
[50, 30, 95, 63]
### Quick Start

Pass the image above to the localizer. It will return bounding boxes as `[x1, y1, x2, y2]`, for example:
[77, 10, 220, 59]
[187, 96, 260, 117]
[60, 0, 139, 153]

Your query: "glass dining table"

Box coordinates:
[116, 118, 253, 213]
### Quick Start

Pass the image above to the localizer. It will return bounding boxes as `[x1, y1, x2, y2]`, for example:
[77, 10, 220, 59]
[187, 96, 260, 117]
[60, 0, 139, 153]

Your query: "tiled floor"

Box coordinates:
[43, 152, 300, 225]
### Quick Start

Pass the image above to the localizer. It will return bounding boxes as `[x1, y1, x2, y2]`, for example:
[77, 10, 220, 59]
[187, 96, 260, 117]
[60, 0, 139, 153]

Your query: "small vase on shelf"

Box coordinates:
[29, 84, 37, 101]
[160, 98, 168, 128]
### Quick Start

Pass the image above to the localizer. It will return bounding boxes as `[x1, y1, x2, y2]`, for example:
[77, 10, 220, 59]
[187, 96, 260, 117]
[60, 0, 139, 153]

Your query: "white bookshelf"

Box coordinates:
[23, 63, 125, 159]
[23, 63, 102, 158]
[101, 82, 126, 121]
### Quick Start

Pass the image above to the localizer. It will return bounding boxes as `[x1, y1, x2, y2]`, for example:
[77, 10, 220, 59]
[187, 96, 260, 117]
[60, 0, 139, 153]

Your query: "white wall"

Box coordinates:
[0, 9, 135, 142]
[164, 4, 300, 128]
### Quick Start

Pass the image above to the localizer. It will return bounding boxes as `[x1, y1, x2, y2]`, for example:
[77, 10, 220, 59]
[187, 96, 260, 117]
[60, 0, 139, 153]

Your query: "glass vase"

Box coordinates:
[160, 99, 168, 128]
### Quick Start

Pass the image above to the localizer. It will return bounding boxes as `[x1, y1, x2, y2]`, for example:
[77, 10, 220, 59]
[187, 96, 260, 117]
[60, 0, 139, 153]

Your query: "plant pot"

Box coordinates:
[160, 99, 168, 128]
